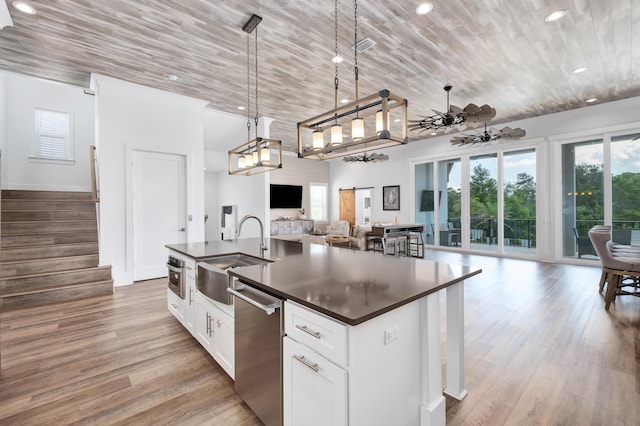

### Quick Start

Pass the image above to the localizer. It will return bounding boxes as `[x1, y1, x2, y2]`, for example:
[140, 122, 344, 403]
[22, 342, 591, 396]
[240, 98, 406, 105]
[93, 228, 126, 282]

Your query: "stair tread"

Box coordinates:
[0, 254, 100, 266]
[1, 280, 114, 298]
[0, 265, 112, 280]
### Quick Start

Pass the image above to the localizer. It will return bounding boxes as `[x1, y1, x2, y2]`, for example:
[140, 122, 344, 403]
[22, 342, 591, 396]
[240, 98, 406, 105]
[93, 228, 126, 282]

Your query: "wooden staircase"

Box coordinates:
[1, 190, 113, 310]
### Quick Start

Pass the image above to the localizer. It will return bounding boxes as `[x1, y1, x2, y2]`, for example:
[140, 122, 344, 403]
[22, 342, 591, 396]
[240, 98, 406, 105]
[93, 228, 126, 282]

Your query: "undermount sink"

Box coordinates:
[200, 254, 271, 271]
[196, 254, 271, 304]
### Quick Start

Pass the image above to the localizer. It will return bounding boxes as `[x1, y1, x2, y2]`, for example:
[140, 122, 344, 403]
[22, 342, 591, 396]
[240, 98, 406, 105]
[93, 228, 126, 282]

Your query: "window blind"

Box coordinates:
[35, 108, 69, 159]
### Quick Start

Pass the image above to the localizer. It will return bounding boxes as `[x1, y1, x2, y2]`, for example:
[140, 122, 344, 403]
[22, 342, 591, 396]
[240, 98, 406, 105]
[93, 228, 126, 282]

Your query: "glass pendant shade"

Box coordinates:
[375, 109, 390, 135]
[245, 153, 254, 167]
[260, 147, 270, 163]
[238, 156, 246, 169]
[312, 130, 324, 150]
[330, 124, 343, 146]
[351, 117, 365, 141]
[252, 151, 259, 164]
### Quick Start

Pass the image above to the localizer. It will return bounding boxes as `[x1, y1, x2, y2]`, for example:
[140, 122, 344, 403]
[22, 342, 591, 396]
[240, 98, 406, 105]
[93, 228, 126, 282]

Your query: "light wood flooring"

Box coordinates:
[1, 250, 639, 425]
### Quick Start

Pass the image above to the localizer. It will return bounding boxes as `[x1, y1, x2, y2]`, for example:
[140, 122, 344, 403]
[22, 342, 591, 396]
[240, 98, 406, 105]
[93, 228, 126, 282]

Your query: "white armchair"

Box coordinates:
[326, 220, 350, 237]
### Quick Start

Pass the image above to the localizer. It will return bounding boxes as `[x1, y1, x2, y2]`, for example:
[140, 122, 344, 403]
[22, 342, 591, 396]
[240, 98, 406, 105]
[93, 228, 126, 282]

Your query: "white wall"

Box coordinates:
[330, 96, 640, 260]
[2, 71, 94, 191]
[269, 154, 331, 222]
[204, 170, 220, 240]
[215, 171, 268, 239]
[91, 74, 208, 286]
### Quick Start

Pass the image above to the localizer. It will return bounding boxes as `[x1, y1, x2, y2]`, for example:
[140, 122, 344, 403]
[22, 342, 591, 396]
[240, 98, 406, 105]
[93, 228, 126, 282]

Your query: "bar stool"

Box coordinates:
[367, 237, 384, 253]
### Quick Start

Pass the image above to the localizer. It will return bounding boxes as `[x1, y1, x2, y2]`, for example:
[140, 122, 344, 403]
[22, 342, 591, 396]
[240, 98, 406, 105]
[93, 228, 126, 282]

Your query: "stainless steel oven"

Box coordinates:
[167, 255, 185, 299]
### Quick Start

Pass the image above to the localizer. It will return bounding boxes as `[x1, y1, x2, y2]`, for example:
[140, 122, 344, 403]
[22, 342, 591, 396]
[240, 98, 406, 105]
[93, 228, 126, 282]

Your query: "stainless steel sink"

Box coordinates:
[200, 254, 271, 271]
[196, 254, 271, 304]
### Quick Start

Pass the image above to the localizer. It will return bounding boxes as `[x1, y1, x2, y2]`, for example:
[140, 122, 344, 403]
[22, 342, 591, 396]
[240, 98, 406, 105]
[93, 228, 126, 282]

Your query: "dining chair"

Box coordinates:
[588, 226, 640, 309]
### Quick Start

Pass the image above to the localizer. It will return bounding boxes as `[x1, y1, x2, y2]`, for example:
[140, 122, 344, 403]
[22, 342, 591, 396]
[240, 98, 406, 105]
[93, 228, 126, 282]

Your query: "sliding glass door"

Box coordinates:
[503, 149, 536, 255]
[560, 132, 640, 259]
[414, 147, 537, 257]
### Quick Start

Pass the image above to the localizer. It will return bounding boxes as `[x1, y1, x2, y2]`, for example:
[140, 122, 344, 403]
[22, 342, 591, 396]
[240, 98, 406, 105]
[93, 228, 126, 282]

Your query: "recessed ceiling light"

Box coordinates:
[430, 132, 437, 136]
[415, 2, 434, 15]
[394, 119, 401, 123]
[237, 106, 246, 110]
[340, 98, 349, 104]
[332, 55, 343, 64]
[586, 98, 598, 103]
[544, 9, 566, 22]
[572, 67, 587, 74]
[167, 74, 178, 81]
[12, 1, 36, 14]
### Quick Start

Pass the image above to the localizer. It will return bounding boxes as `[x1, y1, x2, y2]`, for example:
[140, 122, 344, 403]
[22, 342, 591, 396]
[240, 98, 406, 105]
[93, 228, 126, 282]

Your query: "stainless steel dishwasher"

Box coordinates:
[227, 281, 283, 426]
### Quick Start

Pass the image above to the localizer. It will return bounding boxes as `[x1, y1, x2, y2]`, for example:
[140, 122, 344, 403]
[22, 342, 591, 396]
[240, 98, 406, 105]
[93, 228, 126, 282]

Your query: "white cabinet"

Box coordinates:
[184, 258, 196, 335]
[283, 336, 347, 426]
[167, 288, 186, 326]
[194, 292, 235, 379]
[284, 300, 421, 426]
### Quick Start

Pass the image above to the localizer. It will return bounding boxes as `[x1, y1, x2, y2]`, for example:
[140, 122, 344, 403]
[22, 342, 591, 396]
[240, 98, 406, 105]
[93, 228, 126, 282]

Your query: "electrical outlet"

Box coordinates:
[384, 325, 399, 345]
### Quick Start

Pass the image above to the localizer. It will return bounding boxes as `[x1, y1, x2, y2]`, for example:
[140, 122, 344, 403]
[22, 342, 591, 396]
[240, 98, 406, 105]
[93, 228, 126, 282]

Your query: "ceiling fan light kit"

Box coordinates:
[297, 0, 408, 161]
[228, 13, 282, 176]
[450, 123, 526, 146]
[343, 152, 389, 163]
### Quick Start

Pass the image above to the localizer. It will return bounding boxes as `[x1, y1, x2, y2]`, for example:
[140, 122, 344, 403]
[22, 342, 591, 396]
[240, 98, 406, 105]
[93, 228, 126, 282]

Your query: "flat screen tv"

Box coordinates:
[419, 190, 441, 212]
[270, 184, 303, 209]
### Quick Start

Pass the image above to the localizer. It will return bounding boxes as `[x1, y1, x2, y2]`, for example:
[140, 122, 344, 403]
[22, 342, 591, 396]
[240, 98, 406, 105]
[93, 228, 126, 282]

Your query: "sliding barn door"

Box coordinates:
[339, 189, 355, 227]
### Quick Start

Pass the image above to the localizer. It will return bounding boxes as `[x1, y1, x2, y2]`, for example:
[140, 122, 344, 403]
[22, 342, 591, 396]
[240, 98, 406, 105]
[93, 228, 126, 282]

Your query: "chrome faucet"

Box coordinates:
[237, 215, 268, 254]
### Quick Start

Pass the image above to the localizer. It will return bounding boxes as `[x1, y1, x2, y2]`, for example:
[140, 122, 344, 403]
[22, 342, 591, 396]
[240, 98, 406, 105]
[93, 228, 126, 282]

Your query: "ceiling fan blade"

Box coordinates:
[462, 103, 480, 113]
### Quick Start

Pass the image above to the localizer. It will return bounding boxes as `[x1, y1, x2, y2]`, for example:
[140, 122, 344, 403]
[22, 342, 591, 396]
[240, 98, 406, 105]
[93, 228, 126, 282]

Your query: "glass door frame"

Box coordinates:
[552, 125, 640, 263]
[410, 139, 542, 259]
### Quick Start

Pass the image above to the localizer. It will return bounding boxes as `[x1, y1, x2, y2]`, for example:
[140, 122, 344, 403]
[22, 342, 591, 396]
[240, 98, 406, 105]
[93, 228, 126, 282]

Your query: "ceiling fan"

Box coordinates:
[408, 85, 496, 134]
[450, 123, 526, 146]
[342, 152, 389, 163]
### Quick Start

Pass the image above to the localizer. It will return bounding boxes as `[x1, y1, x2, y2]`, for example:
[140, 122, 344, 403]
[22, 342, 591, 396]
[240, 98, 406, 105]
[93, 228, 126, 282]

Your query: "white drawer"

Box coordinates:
[167, 288, 186, 326]
[285, 301, 348, 366]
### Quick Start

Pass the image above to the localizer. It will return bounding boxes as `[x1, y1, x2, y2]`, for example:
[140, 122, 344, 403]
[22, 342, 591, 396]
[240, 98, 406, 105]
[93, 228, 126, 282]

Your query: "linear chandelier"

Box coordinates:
[297, 0, 408, 161]
[228, 14, 282, 176]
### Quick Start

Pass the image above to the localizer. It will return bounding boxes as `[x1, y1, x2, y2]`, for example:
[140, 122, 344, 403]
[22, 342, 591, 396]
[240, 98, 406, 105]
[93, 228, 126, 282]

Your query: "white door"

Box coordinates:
[133, 150, 186, 281]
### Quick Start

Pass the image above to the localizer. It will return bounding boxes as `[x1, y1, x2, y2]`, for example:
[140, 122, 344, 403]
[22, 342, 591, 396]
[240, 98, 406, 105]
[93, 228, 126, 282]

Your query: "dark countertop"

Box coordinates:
[167, 238, 481, 326]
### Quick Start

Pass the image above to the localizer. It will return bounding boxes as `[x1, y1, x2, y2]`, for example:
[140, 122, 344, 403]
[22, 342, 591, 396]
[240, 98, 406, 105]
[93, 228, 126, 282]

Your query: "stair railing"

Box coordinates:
[90, 145, 100, 202]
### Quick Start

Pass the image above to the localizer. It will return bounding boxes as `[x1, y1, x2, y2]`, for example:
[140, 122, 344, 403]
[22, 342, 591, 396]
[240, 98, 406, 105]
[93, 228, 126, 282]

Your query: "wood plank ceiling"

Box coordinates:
[1, 0, 639, 152]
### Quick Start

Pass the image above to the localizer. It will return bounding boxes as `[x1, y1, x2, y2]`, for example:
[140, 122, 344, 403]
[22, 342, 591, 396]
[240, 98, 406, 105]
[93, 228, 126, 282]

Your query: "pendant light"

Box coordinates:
[350, 0, 364, 141]
[297, 0, 408, 161]
[228, 14, 282, 176]
[330, 0, 343, 146]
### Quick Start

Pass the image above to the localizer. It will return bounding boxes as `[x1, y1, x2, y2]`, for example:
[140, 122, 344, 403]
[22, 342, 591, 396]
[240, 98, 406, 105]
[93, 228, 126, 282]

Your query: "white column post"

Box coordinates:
[444, 281, 467, 400]
[419, 293, 445, 426]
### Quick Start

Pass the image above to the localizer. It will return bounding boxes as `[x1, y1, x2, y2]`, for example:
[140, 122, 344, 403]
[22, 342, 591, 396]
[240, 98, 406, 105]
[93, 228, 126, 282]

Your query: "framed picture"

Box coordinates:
[383, 185, 400, 210]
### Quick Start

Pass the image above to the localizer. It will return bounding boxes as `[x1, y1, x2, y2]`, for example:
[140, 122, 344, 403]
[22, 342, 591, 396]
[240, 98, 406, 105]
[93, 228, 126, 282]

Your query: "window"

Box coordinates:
[33, 108, 71, 160]
[309, 183, 328, 222]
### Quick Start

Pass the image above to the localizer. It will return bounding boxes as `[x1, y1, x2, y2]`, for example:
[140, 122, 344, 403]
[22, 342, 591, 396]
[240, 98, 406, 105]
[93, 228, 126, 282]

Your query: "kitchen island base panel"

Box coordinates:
[420, 396, 446, 426]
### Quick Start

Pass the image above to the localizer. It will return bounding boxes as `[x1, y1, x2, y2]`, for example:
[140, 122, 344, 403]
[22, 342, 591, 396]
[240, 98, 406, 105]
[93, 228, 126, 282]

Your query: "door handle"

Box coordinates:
[227, 284, 280, 315]
[177, 228, 186, 232]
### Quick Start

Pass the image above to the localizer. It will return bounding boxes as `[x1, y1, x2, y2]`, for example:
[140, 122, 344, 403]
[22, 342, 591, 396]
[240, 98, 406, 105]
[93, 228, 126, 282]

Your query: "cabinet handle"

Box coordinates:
[206, 313, 210, 335]
[189, 288, 194, 305]
[171, 303, 178, 309]
[293, 355, 319, 372]
[295, 324, 321, 339]
[186, 265, 192, 270]
[209, 315, 214, 337]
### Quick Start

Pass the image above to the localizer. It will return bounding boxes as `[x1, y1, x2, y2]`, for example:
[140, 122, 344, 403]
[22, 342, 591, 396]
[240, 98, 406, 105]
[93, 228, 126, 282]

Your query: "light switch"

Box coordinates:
[384, 325, 399, 345]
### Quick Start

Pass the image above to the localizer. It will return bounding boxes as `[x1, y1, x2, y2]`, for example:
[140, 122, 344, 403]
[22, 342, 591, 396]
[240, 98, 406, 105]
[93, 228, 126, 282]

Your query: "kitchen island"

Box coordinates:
[166, 238, 481, 426]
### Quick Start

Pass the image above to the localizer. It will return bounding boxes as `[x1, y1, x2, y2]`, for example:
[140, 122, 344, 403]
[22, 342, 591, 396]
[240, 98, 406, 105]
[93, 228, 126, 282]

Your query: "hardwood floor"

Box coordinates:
[1, 250, 639, 425]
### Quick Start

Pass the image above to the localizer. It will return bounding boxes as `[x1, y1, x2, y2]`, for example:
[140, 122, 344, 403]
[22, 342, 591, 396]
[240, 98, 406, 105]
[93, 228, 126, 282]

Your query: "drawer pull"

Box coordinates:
[171, 303, 178, 309]
[295, 324, 321, 339]
[293, 354, 319, 372]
